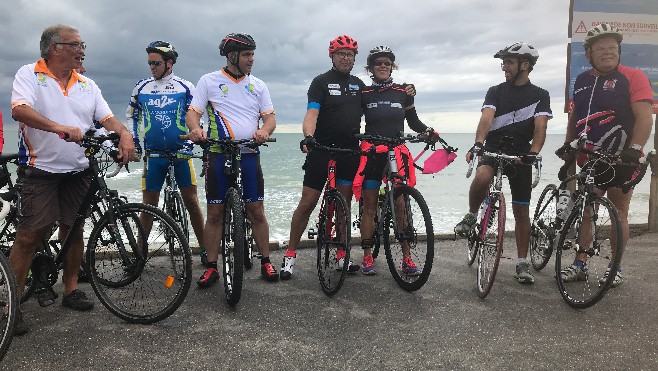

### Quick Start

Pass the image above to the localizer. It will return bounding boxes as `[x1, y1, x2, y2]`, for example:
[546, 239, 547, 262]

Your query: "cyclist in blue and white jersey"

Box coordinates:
[127, 41, 206, 264]
[186, 33, 279, 284]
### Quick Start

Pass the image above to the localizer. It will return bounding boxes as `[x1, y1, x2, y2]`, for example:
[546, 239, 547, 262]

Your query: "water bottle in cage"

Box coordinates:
[557, 189, 572, 220]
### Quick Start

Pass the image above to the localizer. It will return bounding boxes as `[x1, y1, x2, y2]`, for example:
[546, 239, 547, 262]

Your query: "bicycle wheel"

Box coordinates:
[0, 207, 31, 303]
[476, 193, 505, 298]
[530, 184, 558, 271]
[168, 191, 189, 241]
[221, 188, 245, 306]
[244, 217, 255, 270]
[382, 186, 434, 292]
[466, 225, 479, 267]
[0, 252, 17, 361]
[555, 196, 623, 309]
[87, 203, 191, 324]
[316, 189, 351, 296]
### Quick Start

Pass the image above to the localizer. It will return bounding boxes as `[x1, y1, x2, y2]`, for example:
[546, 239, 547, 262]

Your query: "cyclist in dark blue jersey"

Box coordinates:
[356, 46, 439, 275]
[558, 24, 653, 287]
[454, 42, 552, 284]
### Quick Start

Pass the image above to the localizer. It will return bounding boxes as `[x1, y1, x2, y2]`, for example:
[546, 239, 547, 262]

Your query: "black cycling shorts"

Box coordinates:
[479, 156, 532, 205]
[302, 149, 360, 191]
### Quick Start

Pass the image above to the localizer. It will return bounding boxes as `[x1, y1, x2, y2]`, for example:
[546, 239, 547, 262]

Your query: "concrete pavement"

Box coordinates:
[2, 230, 658, 370]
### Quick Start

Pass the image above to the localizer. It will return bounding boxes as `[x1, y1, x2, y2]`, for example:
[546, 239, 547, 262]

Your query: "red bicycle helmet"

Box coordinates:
[328, 35, 358, 57]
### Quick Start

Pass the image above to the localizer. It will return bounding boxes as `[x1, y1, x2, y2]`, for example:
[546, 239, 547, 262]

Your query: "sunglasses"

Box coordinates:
[374, 60, 392, 67]
[147, 60, 164, 66]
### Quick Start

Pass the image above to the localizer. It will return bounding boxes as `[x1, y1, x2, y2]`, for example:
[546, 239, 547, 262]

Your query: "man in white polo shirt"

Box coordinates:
[9, 24, 134, 335]
[186, 33, 279, 285]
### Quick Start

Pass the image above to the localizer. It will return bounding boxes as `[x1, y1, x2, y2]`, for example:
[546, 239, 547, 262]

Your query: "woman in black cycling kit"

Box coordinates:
[356, 46, 438, 275]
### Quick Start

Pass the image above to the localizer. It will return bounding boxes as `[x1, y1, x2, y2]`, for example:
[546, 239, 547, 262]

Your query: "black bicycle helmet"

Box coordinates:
[146, 41, 178, 63]
[366, 45, 395, 67]
[219, 33, 256, 56]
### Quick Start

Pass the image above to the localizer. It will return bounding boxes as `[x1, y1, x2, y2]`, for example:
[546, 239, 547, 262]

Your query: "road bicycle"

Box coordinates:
[353, 133, 437, 292]
[199, 137, 275, 305]
[463, 145, 541, 298]
[12, 131, 191, 324]
[306, 143, 357, 296]
[531, 136, 654, 308]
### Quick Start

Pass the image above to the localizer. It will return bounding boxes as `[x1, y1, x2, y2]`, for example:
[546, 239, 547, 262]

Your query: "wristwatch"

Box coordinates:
[630, 144, 642, 151]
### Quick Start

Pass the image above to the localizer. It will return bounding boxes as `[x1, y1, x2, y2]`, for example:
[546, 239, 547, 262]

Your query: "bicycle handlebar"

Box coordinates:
[621, 150, 656, 193]
[466, 150, 542, 188]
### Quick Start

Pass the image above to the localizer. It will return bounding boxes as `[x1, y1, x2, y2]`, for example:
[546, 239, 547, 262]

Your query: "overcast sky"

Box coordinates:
[1, 0, 575, 133]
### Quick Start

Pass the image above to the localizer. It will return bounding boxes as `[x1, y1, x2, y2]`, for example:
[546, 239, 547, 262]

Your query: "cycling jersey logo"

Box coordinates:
[36, 73, 47, 86]
[391, 103, 402, 108]
[155, 113, 172, 129]
[328, 83, 340, 89]
[367, 103, 377, 108]
[245, 83, 256, 95]
[219, 83, 229, 95]
[78, 81, 88, 91]
[148, 95, 176, 108]
[602, 79, 617, 91]
[349, 84, 359, 91]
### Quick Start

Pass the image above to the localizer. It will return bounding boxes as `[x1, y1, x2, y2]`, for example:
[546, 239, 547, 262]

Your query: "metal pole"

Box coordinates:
[649, 114, 658, 232]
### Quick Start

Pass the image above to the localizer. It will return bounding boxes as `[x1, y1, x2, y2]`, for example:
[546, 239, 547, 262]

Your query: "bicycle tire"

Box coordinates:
[466, 225, 479, 267]
[382, 186, 434, 292]
[87, 203, 191, 324]
[0, 251, 17, 361]
[168, 191, 190, 241]
[555, 195, 623, 309]
[221, 188, 245, 306]
[244, 218, 254, 270]
[0, 207, 33, 303]
[316, 188, 351, 296]
[476, 192, 505, 298]
[530, 184, 558, 271]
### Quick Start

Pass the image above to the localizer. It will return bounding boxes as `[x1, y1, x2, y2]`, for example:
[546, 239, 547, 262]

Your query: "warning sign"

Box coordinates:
[575, 21, 588, 33]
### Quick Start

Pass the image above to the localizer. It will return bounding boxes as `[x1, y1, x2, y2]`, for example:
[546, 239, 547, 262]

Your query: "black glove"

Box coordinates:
[424, 127, 440, 143]
[300, 136, 316, 151]
[468, 142, 483, 157]
[522, 151, 538, 164]
[620, 147, 642, 164]
[555, 142, 571, 157]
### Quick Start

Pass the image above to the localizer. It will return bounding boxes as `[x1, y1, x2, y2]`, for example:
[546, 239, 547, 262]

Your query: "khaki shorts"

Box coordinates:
[16, 166, 92, 231]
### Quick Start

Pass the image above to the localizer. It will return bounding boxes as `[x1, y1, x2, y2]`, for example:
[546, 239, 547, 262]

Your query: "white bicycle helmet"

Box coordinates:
[494, 42, 539, 65]
[583, 23, 623, 50]
[367, 45, 395, 66]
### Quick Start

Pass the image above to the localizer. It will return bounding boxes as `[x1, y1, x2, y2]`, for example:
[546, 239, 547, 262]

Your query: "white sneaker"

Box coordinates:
[280, 255, 296, 280]
[598, 268, 622, 288]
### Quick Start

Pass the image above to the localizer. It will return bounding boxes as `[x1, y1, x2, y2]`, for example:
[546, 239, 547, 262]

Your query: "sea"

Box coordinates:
[2, 124, 655, 245]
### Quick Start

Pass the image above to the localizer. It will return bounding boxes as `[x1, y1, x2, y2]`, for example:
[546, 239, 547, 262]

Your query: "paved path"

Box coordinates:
[3, 232, 658, 370]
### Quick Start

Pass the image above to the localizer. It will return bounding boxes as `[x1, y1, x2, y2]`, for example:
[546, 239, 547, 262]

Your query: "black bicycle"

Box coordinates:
[531, 135, 654, 308]
[0, 194, 18, 360]
[16, 131, 191, 323]
[198, 137, 275, 305]
[353, 133, 437, 292]
[306, 143, 358, 296]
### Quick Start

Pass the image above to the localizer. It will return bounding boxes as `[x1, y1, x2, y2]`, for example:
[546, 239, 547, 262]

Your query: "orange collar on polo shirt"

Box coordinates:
[34, 59, 85, 96]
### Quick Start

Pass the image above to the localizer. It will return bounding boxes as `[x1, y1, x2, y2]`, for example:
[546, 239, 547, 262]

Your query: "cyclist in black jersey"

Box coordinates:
[280, 36, 416, 280]
[454, 42, 552, 284]
[356, 46, 439, 275]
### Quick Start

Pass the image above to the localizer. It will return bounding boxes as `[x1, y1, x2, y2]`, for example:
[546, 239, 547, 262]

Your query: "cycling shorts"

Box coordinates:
[205, 152, 264, 204]
[479, 156, 532, 205]
[302, 149, 360, 191]
[142, 156, 196, 192]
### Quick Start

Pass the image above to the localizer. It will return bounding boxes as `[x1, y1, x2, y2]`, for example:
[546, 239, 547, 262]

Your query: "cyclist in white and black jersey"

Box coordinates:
[454, 42, 552, 284]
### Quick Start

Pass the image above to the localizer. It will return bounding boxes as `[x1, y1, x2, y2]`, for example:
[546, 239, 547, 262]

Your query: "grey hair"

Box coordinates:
[40, 24, 78, 58]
